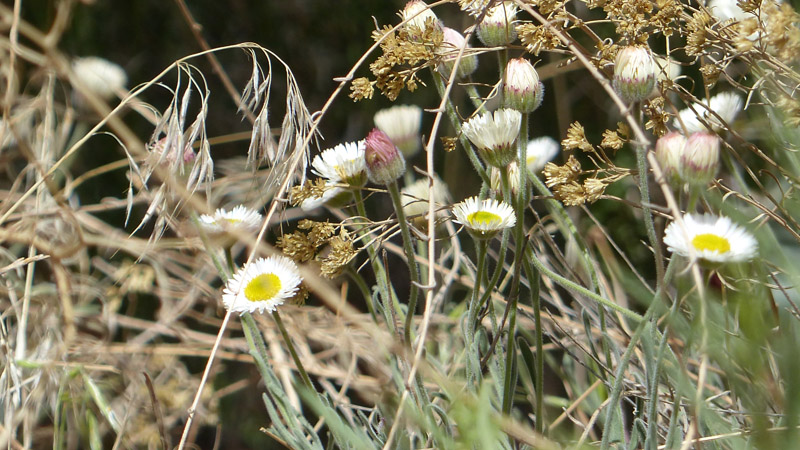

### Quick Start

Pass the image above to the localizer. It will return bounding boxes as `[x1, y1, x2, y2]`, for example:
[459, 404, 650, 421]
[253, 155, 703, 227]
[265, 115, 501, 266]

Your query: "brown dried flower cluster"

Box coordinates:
[602, 0, 654, 43]
[289, 179, 331, 206]
[544, 155, 605, 205]
[277, 220, 357, 279]
[685, 11, 712, 56]
[350, 23, 443, 101]
[561, 122, 594, 153]
[600, 122, 630, 151]
[517, 23, 565, 56]
[544, 154, 630, 206]
[643, 96, 670, 136]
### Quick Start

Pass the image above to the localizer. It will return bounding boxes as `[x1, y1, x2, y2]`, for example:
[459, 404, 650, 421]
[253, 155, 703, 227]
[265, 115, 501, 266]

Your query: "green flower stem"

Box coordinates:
[387, 180, 422, 346]
[431, 71, 490, 186]
[634, 106, 664, 287]
[346, 265, 377, 322]
[528, 173, 600, 292]
[523, 258, 544, 433]
[600, 257, 678, 450]
[241, 312, 274, 379]
[466, 238, 489, 385]
[525, 245, 644, 322]
[271, 310, 314, 390]
[224, 246, 236, 275]
[353, 189, 402, 335]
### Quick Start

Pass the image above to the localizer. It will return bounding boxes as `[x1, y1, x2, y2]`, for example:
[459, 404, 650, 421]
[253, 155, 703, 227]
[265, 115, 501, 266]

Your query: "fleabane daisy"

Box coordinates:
[452, 196, 516, 239]
[199, 205, 263, 235]
[311, 140, 367, 187]
[222, 256, 302, 314]
[525, 136, 560, 173]
[663, 214, 757, 263]
[674, 92, 743, 134]
[402, 175, 452, 230]
[462, 108, 521, 168]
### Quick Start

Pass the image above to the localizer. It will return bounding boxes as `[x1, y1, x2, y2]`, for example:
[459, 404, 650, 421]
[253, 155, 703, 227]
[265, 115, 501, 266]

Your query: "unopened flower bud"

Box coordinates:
[503, 58, 544, 113]
[365, 128, 406, 185]
[680, 132, 720, 187]
[477, 2, 518, 47]
[490, 161, 522, 200]
[438, 27, 478, 80]
[654, 131, 687, 186]
[613, 46, 657, 104]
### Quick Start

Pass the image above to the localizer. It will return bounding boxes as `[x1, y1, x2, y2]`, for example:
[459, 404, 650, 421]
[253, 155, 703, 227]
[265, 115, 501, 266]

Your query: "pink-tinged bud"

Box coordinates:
[365, 128, 406, 185]
[654, 131, 686, 186]
[477, 2, 518, 47]
[680, 132, 720, 187]
[503, 58, 544, 113]
[613, 46, 657, 104]
[437, 27, 478, 80]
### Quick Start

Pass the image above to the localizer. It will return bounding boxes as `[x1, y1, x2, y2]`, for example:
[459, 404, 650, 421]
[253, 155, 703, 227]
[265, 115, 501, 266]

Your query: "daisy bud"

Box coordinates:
[374, 105, 423, 158]
[462, 108, 521, 168]
[477, 2, 518, 47]
[438, 27, 478, 80]
[490, 161, 522, 200]
[503, 58, 545, 113]
[680, 132, 720, 187]
[402, 0, 440, 38]
[654, 131, 687, 186]
[612, 46, 657, 104]
[365, 128, 406, 185]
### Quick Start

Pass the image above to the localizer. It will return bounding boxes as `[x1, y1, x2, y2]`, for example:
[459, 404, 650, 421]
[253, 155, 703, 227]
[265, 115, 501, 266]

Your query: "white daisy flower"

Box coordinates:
[524, 136, 560, 173]
[199, 205, 263, 235]
[71, 56, 127, 101]
[462, 108, 521, 168]
[374, 105, 423, 158]
[311, 140, 367, 187]
[452, 196, 516, 239]
[663, 214, 757, 263]
[674, 91, 743, 134]
[222, 256, 302, 314]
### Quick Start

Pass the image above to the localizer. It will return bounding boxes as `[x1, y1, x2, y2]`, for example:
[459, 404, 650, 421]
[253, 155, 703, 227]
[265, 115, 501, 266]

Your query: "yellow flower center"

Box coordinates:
[692, 233, 730, 254]
[224, 218, 242, 224]
[468, 210, 501, 226]
[244, 273, 282, 302]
